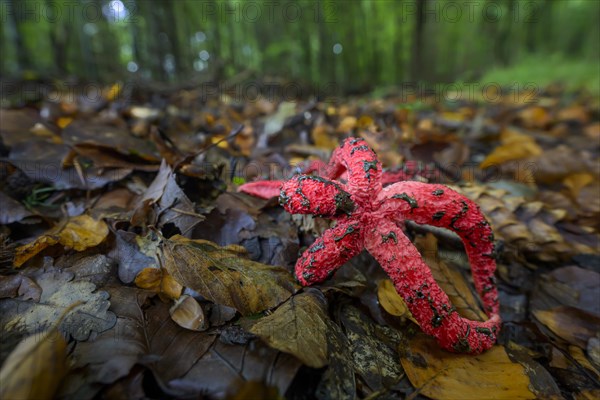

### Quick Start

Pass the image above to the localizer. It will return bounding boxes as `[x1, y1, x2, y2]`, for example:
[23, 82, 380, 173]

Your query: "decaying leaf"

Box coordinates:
[169, 295, 207, 331]
[159, 235, 298, 315]
[3, 268, 116, 341]
[533, 306, 600, 349]
[0, 330, 67, 400]
[0, 274, 41, 301]
[339, 305, 403, 391]
[480, 128, 542, 169]
[316, 320, 356, 400]
[377, 278, 416, 323]
[14, 215, 109, 267]
[401, 334, 536, 400]
[109, 230, 158, 284]
[132, 160, 203, 235]
[246, 290, 329, 368]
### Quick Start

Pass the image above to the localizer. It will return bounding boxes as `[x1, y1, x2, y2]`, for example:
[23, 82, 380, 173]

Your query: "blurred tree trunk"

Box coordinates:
[5, 0, 31, 71]
[411, 0, 425, 81]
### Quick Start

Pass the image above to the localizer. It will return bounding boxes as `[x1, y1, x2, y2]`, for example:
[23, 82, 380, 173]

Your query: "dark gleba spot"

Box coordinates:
[392, 192, 418, 209]
[381, 231, 398, 244]
[432, 211, 445, 221]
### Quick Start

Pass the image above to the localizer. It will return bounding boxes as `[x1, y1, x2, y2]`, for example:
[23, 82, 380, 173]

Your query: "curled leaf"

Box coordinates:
[14, 215, 108, 267]
[0, 330, 67, 400]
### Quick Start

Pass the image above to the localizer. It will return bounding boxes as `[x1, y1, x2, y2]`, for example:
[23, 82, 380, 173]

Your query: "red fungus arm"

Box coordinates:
[295, 219, 363, 286]
[378, 181, 500, 316]
[322, 138, 383, 203]
[364, 219, 500, 354]
[280, 175, 355, 217]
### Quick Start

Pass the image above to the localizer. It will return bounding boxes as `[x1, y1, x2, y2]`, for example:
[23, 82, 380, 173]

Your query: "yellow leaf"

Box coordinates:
[246, 291, 329, 368]
[401, 334, 535, 400]
[14, 215, 108, 267]
[104, 83, 122, 102]
[563, 173, 595, 199]
[0, 330, 67, 400]
[134, 267, 162, 291]
[56, 117, 73, 129]
[336, 116, 357, 133]
[480, 129, 542, 169]
[134, 267, 182, 300]
[377, 279, 416, 323]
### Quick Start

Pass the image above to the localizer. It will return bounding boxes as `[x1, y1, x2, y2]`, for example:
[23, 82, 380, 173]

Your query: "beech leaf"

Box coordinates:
[159, 235, 298, 315]
[246, 290, 329, 368]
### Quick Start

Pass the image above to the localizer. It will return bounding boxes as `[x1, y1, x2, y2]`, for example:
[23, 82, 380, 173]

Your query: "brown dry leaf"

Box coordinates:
[533, 306, 600, 349]
[337, 116, 357, 133]
[401, 334, 535, 400]
[169, 295, 207, 331]
[14, 215, 109, 267]
[339, 305, 403, 391]
[312, 124, 338, 150]
[134, 267, 182, 300]
[563, 173, 595, 199]
[159, 235, 298, 316]
[246, 290, 329, 368]
[480, 128, 542, 169]
[377, 279, 416, 323]
[415, 234, 487, 321]
[0, 330, 67, 400]
[517, 106, 552, 128]
[0, 274, 41, 301]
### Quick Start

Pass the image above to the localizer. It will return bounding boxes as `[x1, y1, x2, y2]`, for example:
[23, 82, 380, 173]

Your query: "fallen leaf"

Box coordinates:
[14, 215, 109, 267]
[0, 274, 41, 301]
[401, 334, 536, 400]
[134, 267, 183, 300]
[246, 290, 329, 368]
[0, 192, 33, 224]
[339, 305, 403, 391]
[159, 235, 297, 316]
[415, 234, 487, 322]
[563, 173, 595, 199]
[109, 230, 158, 284]
[533, 306, 600, 349]
[133, 160, 203, 235]
[480, 128, 542, 169]
[3, 268, 116, 341]
[377, 279, 415, 322]
[315, 320, 356, 400]
[0, 330, 67, 400]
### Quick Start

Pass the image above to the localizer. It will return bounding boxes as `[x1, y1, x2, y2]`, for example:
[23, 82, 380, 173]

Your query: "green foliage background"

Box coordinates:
[1, 0, 598, 93]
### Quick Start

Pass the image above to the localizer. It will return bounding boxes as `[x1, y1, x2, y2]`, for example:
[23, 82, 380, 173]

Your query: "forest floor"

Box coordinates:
[0, 83, 599, 399]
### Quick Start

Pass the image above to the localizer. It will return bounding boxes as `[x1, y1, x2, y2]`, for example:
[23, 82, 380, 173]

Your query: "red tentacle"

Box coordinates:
[323, 137, 382, 205]
[280, 175, 355, 217]
[377, 181, 500, 316]
[364, 219, 500, 354]
[295, 219, 364, 286]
